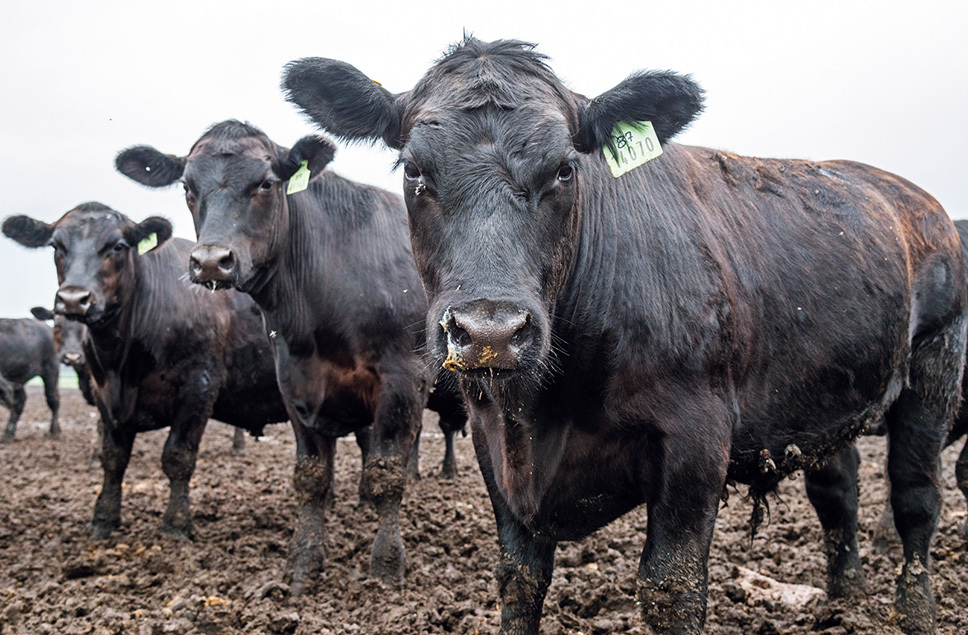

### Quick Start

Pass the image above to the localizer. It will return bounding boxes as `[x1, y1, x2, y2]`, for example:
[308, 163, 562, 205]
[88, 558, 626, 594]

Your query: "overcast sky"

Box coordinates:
[1, 1, 965, 318]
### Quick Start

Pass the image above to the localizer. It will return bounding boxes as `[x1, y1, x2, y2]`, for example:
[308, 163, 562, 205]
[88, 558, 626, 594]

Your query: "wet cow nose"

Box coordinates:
[190, 244, 236, 282]
[55, 288, 93, 316]
[63, 353, 82, 365]
[443, 302, 533, 371]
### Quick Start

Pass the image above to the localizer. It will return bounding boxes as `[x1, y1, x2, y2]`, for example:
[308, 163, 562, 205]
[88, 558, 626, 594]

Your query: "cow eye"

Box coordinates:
[557, 164, 574, 182]
[260, 179, 274, 191]
[403, 161, 421, 181]
[113, 242, 127, 253]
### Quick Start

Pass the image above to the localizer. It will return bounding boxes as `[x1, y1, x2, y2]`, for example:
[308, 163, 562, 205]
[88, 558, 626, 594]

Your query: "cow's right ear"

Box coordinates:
[2, 215, 53, 248]
[115, 146, 186, 187]
[31, 307, 54, 321]
[282, 58, 404, 149]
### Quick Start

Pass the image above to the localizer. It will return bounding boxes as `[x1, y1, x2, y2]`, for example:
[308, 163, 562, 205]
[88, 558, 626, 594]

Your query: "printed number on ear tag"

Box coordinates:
[286, 160, 311, 195]
[603, 121, 662, 178]
[137, 232, 158, 255]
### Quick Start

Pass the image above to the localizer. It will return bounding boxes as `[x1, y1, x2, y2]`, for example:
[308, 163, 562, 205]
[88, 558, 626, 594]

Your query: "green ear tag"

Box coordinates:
[137, 232, 158, 255]
[603, 121, 663, 178]
[286, 160, 311, 195]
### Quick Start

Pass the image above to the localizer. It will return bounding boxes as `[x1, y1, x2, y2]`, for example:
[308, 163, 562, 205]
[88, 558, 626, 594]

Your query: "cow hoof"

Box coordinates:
[895, 561, 937, 635]
[827, 569, 868, 600]
[439, 464, 457, 479]
[285, 553, 322, 596]
[88, 520, 119, 540]
[45, 429, 62, 439]
[0, 433, 15, 444]
[370, 535, 406, 585]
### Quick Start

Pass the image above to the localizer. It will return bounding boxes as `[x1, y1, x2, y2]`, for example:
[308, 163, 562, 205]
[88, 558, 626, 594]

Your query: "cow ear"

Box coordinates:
[575, 71, 704, 153]
[2, 215, 53, 248]
[115, 146, 186, 187]
[280, 135, 337, 181]
[282, 57, 404, 149]
[31, 307, 55, 321]
[122, 216, 173, 253]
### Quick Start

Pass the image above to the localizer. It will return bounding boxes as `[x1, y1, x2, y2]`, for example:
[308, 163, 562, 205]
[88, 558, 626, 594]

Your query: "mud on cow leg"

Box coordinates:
[493, 511, 556, 635]
[805, 444, 868, 598]
[1, 386, 26, 442]
[355, 426, 373, 508]
[89, 423, 135, 539]
[160, 421, 206, 540]
[43, 366, 60, 437]
[362, 452, 408, 584]
[886, 387, 949, 635]
[286, 427, 335, 596]
[231, 427, 246, 456]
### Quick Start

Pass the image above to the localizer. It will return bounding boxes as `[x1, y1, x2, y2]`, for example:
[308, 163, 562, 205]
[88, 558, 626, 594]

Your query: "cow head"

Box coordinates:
[3, 203, 172, 327]
[32, 306, 87, 367]
[282, 37, 703, 383]
[115, 120, 335, 294]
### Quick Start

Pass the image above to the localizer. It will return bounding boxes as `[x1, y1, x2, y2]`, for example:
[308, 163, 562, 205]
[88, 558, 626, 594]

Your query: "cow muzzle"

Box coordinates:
[55, 287, 94, 317]
[190, 244, 237, 287]
[62, 353, 83, 366]
[439, 300, 537, 373]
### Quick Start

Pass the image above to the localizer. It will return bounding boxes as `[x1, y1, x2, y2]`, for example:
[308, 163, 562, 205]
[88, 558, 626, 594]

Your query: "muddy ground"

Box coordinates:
[1, 389, 966, 634]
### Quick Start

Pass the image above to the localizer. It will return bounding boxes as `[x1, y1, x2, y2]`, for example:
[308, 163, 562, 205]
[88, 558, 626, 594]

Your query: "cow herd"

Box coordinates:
[1, 36, 966, 634]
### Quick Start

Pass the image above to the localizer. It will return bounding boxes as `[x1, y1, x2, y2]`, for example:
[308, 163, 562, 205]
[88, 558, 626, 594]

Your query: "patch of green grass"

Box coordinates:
[25, 369, 80, 390]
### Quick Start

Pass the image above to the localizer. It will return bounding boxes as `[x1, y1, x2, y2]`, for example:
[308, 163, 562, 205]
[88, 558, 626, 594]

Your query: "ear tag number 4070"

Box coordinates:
[603, 121, 662, 178]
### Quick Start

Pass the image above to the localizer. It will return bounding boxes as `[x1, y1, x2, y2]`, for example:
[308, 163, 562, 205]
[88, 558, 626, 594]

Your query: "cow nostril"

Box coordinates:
[509, 318, 534, 350]
[218, 251, 235, 272]
[451, 324, 471, 349]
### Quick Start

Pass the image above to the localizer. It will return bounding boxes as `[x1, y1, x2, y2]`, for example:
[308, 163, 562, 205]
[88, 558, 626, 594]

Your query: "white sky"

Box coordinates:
[1, 0, 965, 317]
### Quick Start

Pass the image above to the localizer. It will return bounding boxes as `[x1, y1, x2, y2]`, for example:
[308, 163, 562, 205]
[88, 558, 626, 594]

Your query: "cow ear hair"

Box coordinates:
[123, 216, 173, 251]
[115, 146, 186, 187]
[31, 307, 55, 321]
[2, 215, 54, 248]
[280, 135, 337, 181]
[282, 57, 404, 149]
[575, 71, 704, 153]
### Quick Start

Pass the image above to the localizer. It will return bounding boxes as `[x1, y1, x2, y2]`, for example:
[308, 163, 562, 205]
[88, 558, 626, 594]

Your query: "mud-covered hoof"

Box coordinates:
[895, 561, 937, 635]
[88, 519, 119, 540]
[45, 427, 62, 438]
[0, 432, 15, 444]
[285, 550, 323, 596]
[159, 522, 194, 541]
[160, 509, 194, 541]
[827, 568, 868, 600]
[370, 535, 406, 585]
[439, 463, 457, 479]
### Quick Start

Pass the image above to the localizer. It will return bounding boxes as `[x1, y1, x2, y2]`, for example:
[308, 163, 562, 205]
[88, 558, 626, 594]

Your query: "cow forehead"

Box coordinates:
[54, 208, 126, 242]
[186, 137, 273, 184]
[188, 137, 272, 165]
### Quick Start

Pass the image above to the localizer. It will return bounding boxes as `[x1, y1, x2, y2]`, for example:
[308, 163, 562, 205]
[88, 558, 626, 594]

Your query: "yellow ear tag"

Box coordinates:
[603, 121, 663, 178]
[137, 232, 158, 255]
[286, 160, 311, 195]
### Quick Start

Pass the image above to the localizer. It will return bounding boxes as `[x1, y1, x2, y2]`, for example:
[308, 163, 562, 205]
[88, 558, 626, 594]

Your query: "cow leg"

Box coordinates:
[355, 425, 373, 508]
[873, 454, 899, 553]
[886, 387, 949, 635]
[407, 420, 422, 480]
[231, 426, 246, 455]
[286, 421, 335, 596]
[439, 413, 463, 479]
[1, 386, 26, 442]
[361, 371, 421, 585]
[955, 437, 968, 539]
[160, 418, 208, 540]
[89, 423, 135, 539]
[804, 444, 867, 598]
[638, 425, 728, 635]
[473, 431, 556, 634]
[43, 366, 60, 437]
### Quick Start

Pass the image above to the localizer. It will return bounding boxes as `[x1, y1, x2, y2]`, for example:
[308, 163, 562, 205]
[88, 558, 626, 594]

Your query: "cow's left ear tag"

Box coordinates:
[286, 160, 311, 195]
[137, 232, 158, 255]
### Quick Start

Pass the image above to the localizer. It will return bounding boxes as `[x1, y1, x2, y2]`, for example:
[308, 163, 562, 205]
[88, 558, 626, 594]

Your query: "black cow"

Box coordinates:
[115, 121, 467, 592]
[31, 307, 95, 406]
[282, 38, 967, 634]
[2, 203, 289, 540]
[0, 315, 60, 440]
